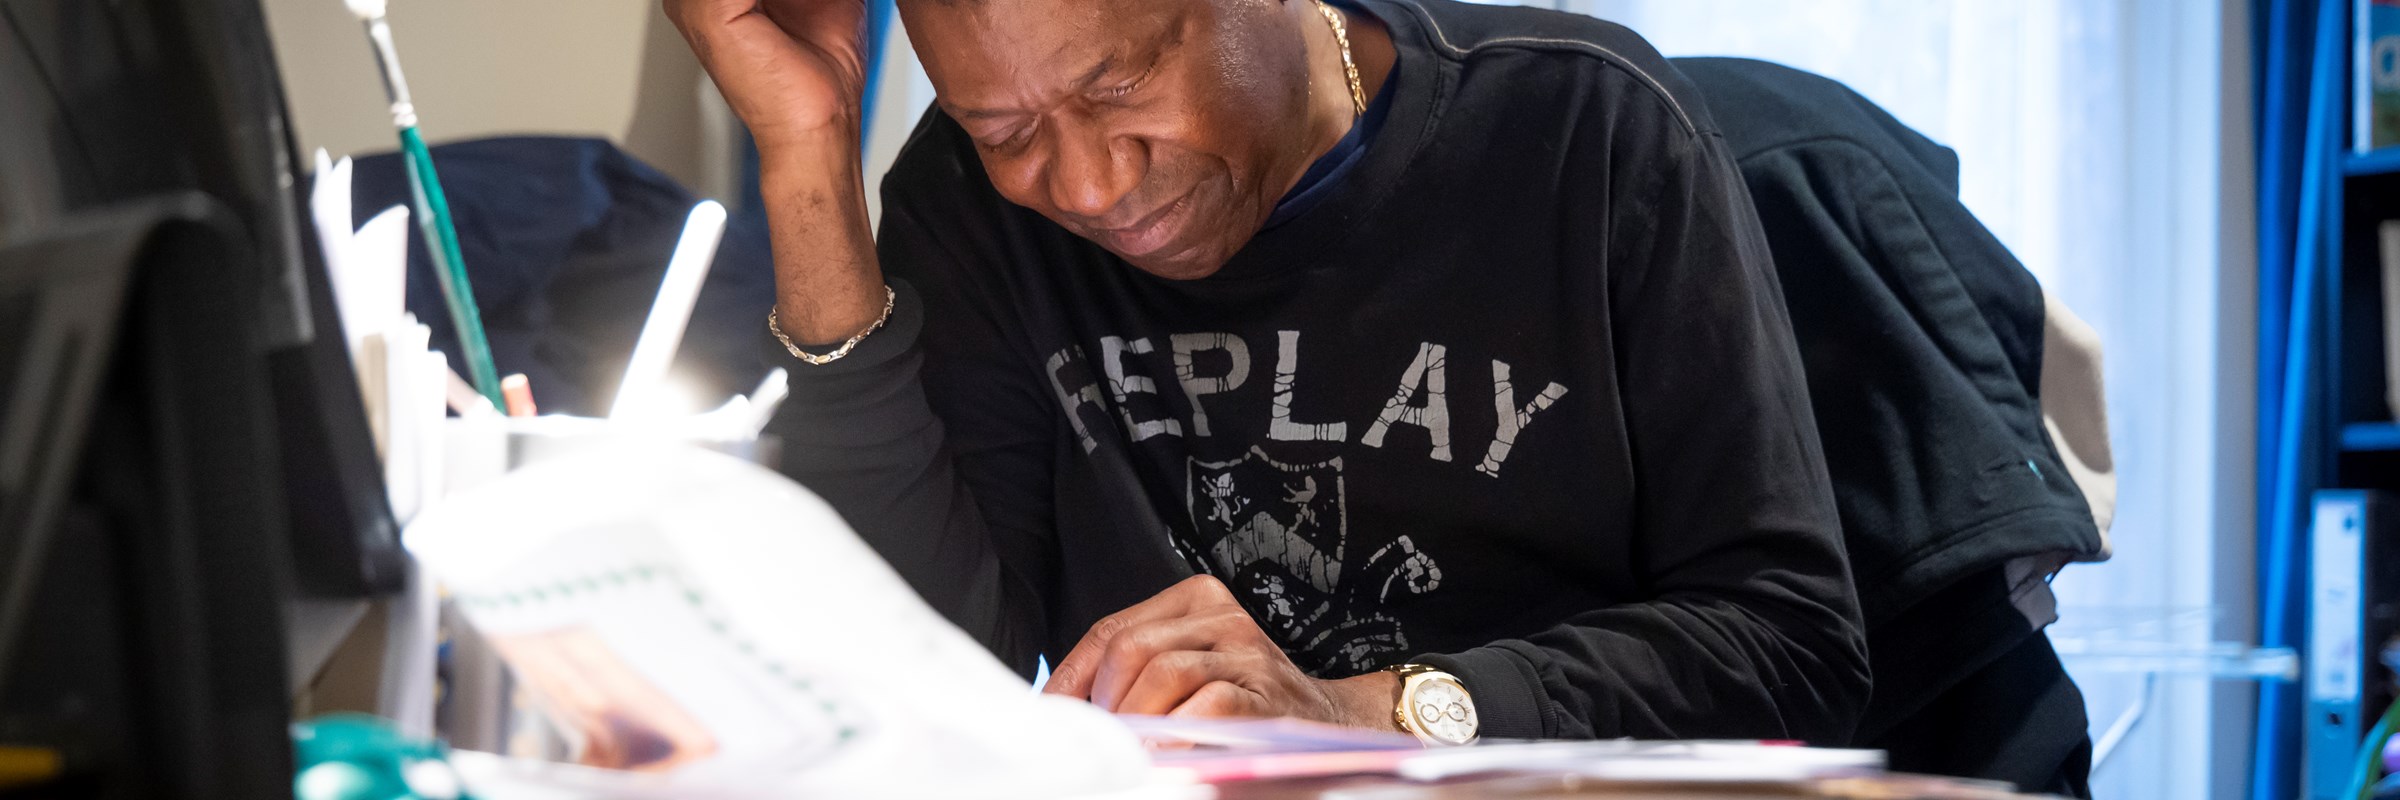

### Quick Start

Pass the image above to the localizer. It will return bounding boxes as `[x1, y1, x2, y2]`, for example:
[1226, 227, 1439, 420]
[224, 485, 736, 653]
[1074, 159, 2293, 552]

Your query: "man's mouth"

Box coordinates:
[1096, 187, 1199, 258]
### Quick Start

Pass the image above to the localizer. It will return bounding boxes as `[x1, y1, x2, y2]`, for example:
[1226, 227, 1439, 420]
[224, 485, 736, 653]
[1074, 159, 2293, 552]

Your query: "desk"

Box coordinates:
[1212, 773, 2039, 799]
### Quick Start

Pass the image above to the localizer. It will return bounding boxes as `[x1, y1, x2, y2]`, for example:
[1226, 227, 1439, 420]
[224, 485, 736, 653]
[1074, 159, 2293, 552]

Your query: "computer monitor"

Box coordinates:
[0, 0, 405, 794]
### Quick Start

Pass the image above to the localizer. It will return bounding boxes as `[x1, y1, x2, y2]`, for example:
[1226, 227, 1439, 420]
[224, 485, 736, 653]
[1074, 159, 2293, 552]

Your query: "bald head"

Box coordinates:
[897, 0, 1340, 279]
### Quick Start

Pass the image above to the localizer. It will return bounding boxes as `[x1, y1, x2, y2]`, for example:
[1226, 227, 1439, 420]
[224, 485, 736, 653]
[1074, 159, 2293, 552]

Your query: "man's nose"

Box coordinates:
[1046, 115, 1143, 222]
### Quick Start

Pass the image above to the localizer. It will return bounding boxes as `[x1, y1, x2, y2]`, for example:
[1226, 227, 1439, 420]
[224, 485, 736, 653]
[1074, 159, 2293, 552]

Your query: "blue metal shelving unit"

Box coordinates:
[2258, 1, 2400, 797]
[2341, 421, 2400, 452]
[2347, 147, 2400, 177]
[2255, 0, 2355, 797]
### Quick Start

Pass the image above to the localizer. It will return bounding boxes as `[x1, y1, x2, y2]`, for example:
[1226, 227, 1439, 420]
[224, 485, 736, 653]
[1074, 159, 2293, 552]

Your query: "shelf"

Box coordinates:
[2349, 148, 2400, 177]
[2050, 639, 2300, 682]
[2342, 421, 2400, 452]
[2046, 606, 2300, 682]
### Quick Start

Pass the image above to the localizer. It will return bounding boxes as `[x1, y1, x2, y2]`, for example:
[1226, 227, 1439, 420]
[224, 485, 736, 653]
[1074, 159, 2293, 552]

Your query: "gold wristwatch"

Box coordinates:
[1385, 663, 1479, 746]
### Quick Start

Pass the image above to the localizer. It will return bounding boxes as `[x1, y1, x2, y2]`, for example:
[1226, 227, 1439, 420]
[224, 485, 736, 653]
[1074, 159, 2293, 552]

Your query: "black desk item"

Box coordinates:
[1676, 57, 2104, 795]
[0, 0, 404, 795]
[0, 200, 297, 800]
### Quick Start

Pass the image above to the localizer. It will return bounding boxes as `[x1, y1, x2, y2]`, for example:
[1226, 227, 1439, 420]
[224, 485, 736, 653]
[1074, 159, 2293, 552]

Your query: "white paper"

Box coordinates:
[349, 205, 411, 337]
[338, 205, 413, 458]
[377, 552, 441, 738]
[1395, 740, 1882, 783]
[380, 320, 431, 523]
[415, 349, 449, 513]
[309, 151, 353, 306]
[405, 444, 1150, 798]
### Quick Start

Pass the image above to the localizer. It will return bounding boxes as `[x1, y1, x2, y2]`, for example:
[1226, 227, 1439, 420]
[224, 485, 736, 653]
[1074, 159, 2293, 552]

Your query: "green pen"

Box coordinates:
[346, 0, 505, 409]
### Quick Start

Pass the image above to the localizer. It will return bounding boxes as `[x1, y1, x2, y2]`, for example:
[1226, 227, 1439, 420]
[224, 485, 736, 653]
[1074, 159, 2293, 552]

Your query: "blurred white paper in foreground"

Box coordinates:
[404, 443, 1151, 798]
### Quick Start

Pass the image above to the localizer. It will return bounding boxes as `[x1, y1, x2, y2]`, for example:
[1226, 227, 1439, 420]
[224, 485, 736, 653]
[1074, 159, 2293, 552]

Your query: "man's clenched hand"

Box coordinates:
[663, 0, 869, 146]
[1042, 575, 1403, 730]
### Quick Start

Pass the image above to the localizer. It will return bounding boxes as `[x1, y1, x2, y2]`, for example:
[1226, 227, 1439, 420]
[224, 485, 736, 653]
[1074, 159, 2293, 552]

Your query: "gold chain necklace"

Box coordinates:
[1315, 1, 1365, 117]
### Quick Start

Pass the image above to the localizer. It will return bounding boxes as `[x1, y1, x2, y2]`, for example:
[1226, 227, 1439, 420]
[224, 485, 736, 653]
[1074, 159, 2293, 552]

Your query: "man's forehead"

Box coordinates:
[907, 0, 1189, 111]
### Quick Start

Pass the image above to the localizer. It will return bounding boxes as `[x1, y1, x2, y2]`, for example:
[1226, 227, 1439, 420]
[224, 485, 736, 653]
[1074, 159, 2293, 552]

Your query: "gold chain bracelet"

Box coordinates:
[769, 285, 896, 366]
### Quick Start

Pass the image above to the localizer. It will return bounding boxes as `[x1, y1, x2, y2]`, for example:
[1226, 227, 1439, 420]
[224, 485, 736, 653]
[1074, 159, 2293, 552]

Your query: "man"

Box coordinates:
[665, 0, 1869, 744]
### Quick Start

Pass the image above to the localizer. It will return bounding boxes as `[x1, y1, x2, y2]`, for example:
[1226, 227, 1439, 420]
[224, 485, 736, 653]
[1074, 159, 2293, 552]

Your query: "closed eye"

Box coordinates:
[981, 121, 1038, 153]
[1096, 62, 1157, 100]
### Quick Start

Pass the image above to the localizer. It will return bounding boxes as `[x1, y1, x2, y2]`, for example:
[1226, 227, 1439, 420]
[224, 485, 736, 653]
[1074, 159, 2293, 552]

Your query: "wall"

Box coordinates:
[259, 0, 711, 191]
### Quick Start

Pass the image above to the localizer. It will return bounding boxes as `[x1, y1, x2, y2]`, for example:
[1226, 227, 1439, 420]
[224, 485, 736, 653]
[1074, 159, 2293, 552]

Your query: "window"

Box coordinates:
[1550, 2, 2256, 797]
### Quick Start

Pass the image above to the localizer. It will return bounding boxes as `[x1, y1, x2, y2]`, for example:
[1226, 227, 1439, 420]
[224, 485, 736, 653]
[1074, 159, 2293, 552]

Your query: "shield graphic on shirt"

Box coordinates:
[1183, 446, 1435, 674]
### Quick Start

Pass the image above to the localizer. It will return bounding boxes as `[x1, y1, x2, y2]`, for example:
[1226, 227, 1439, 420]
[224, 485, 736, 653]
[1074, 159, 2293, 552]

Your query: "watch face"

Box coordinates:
[1409, 677, 1478, 745]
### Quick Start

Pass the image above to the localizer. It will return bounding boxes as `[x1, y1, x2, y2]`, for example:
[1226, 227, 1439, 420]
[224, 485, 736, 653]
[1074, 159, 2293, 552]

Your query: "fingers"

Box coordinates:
[1169, 681, 1268, 719]
[1044, 610, 1151, 700]
[1085, 610, 1254, 711]
[662, 0, 774, 73]
[662, 0, 755, 33]
[1045, 575, 1233, 699]
[1111, 650, 1231, 716]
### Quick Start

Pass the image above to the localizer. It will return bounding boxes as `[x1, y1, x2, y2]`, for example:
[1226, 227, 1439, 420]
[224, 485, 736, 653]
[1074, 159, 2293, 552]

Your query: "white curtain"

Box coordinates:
[1565, 0, 2111, 290]
[1548, 1, 2253, 798]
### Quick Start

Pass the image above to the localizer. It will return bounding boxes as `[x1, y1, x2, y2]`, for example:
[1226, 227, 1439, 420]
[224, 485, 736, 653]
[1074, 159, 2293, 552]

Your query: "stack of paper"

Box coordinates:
[310, 150, 495, 525]
[404, 443, 1154, 798]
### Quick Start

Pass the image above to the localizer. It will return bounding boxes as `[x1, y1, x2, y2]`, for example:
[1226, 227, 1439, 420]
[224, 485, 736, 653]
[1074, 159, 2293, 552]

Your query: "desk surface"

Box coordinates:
[1211, 773, 2041, 799]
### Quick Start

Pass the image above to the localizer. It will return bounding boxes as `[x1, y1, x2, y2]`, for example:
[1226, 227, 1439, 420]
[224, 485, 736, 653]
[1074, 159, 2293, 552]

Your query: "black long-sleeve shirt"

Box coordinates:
[764, 0, 1868, 742]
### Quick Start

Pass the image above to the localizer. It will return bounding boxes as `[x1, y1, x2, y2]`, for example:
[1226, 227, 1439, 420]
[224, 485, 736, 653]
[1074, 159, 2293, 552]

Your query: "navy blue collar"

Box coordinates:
[1261, 56, 1400, 231]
